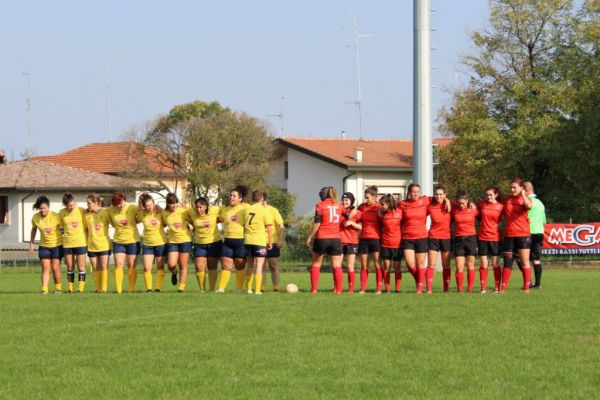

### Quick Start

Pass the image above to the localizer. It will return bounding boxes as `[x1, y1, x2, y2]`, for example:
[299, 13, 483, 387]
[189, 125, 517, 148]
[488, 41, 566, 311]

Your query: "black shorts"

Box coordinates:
[266, 243, 281, 258]
[358, 239, 381, 254]
[245, 245, 267, 258]
[402, 238, 428, 253]
[503, 236, 531, 252]
[380, 247, 402, 261]
[529, 234, 544, 261]
[454, 235, 478, 257]
[313, 238, 342, 256]
[342, 244, 358, 256]
[428, 238, 451, 252]
[222, 238, 246, 259]
[478, 240, 501, 256]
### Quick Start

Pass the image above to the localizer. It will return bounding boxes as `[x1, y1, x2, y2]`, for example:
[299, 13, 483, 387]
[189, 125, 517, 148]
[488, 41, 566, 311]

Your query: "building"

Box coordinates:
[267, 137, 450, 216]
[0, 159, 155, 249]
[33, 141, 186, 206]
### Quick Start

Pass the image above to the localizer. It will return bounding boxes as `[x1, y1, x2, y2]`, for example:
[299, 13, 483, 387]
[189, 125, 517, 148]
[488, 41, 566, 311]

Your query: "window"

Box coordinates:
[0, 196, 8, 224]
[284, 161, 289, 180]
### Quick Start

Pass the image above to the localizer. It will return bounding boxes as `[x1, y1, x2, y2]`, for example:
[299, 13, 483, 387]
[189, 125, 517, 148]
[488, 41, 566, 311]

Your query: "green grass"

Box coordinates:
[0, 267, 599, 399]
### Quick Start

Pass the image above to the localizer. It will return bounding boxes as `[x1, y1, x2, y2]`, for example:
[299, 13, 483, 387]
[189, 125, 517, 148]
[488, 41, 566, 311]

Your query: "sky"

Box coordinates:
[0, 0, 489, 159]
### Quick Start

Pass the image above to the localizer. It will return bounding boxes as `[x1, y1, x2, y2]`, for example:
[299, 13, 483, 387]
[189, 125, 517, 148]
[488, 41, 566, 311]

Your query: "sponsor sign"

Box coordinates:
[543, 223, 600, 255]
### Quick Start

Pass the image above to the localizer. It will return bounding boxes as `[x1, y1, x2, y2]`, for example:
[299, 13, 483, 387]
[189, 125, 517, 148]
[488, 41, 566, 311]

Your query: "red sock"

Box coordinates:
[408, 267, 418, 286]
[383, 270, 391, 292]
[467, 269, 475, 292]
[501, 268, 512, 291]
[523, 268, 531, 292]
[493, 266, 502, 291]
[455, 271, 464, 292]
[416, 268, 425, 293]
[479, 267, 488, 291]
[333, 267, 343, 293]
[375, 268, 383, 292]
[347, 270, 356, 292]
[310, 266, 320, 292]
[394, 270, 402, 292]
[360, 267, 368, 292]
[424, 267, 434, 292]
[442, 269, 451, 292]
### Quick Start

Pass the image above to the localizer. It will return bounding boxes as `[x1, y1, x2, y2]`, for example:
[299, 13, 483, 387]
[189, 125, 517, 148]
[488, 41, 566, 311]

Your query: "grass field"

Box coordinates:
[0, 267, 599, 399]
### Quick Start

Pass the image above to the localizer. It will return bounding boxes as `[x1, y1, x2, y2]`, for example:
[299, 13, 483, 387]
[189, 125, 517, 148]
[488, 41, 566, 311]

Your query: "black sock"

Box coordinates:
[78, 271, 86, 282]
[534, 263, 542, 286]
[67, 271, 75, 283]
[503, 254, 514, 269]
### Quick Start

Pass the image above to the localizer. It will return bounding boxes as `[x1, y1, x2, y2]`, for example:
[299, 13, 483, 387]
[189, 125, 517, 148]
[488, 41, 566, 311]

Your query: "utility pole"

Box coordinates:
[22, 72, 32, 159]
[346, 15, 371, 140]
[106, 58, 114, 143]
[268, 96, 285, 136]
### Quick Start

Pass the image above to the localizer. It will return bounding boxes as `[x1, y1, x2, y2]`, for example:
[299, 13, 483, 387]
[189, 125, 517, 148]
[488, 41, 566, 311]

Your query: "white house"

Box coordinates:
[267, 137, 450, 216]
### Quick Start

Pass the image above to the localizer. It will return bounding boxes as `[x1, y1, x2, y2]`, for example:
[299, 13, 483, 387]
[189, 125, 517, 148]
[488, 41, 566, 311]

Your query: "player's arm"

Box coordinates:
[521, 189, 533, 209]
[29, 226, 37, 252]
[306, 209, 321, 248]
[266, 224, 273, 250]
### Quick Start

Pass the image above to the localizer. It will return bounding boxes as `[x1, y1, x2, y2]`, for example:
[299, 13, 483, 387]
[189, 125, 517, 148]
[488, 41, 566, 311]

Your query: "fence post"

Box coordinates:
[569, 218, 573, 267]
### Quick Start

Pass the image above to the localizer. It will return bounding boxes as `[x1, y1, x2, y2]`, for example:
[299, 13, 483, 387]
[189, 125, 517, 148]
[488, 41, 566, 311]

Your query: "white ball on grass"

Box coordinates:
[285, 283, 299, 294]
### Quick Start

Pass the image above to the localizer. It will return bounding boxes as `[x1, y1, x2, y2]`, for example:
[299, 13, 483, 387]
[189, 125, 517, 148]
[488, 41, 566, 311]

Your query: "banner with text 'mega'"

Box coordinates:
[543, 223, 600, 255]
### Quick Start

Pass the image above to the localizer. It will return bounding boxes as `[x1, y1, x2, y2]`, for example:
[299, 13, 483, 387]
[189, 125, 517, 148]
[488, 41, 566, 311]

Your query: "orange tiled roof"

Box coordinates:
[33, 142, 179, 176]
[277, 137, 451, 168]
[0, 160, 157, 190]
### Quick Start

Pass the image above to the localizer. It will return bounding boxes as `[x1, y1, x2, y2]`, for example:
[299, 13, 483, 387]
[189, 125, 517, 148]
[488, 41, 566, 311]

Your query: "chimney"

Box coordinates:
[341, 130, 346, 140]
[354, 147, 363, 163]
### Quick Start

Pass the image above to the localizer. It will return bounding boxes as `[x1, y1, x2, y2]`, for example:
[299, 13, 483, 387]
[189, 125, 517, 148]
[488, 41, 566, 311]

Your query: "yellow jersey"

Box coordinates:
[136, 209, 167, 246]
[162, 207, 192, 243]
[32, 212, 63, 248]
[59, 207, 87, 248]
[219, 203, 249, 239]
[266, 205, 284, 244]
[107, 203, 140, 244]
[244, 203, 274, 246]
[84, 209, 111, 252]
[188, 206, 222, 245]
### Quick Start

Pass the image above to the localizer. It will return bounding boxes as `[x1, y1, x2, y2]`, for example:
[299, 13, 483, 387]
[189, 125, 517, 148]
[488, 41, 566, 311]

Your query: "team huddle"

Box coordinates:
[305, 178, 546, 295]
[29, 186, 285, 295]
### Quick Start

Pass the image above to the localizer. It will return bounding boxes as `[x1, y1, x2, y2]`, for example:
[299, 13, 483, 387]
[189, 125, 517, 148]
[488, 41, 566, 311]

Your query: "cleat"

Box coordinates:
[54, 290, 62, 295]
[215, 288, 225, 293]
[171, 272, 178, 286]
[358, 290, 366, 295]
[177, 289, 184, 293]
[147, 290, 152, 293]
[254, 292, 263, 295]
[310, 290, 317, 294]
[374, 291, 382, 295]
[247, 290, 253, 294]
[481, 289, 487, 294]
[154, 289, 161, 293]
[426, 290, 433, 295]
[273, 285, 280, 292]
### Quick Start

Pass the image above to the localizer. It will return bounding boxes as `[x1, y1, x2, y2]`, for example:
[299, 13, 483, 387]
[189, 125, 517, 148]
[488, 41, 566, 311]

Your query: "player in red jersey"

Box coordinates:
[357, 186, 382, 294]
[340, 192, 361, 292]
[427, 186, 452, 293]
[477, 186, 504, 292]
[452, 191, 479, 292]
[306, 187, 345, 293]
[500, 178, 533, 293]
[378, 194, 402, 293]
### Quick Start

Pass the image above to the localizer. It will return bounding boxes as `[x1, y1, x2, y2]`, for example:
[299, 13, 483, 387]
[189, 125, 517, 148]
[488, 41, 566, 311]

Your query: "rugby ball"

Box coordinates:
[285, 283, 299, 294]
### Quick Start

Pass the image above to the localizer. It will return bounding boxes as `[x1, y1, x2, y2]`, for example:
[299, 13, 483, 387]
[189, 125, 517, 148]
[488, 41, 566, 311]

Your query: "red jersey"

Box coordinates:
[314, 200, 344, 239]
[503, 195, 530, 237]
[428, 201, 451, 239]
[357, 202, 381, 240]
[400, 196, 431, 239]
[477, 200, 504, 241]
[340, 209, 361, 245]
[452, 207, 479, 237]
[380, 209, 402, 248]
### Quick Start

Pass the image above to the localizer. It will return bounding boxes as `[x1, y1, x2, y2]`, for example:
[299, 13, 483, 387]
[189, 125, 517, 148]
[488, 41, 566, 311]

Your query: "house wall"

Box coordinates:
[344, 171, 414, 204]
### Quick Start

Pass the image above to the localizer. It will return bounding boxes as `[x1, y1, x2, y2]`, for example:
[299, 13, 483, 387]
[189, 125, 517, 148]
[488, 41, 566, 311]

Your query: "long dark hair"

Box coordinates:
[33, 195, 50, 210]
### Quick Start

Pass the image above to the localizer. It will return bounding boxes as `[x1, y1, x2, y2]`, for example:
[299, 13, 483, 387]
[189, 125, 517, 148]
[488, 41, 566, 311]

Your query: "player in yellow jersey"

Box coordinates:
[59, 193, 88, 293]
[107, 192, 141, 293]
[262, 193, 285, 292]
[29, 196, 63, 294]
[162, 193, 193, 292]
[84, 194, 110, 293]
[137, 193, 168, 292]
[188, 197, 222, 292]
[216, 185, 250, 293]
[243, 190, 273, 294]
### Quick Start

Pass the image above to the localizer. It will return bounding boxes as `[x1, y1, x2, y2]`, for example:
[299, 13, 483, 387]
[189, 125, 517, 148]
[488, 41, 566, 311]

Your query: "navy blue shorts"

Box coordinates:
[63, 246, 87, 256]
[142, 244, 167, 257]
[381, 247, 402, 261]
[266, 243, 280, 258]
[245, 245, 268, 258]
[194, 241, 223, 258]
[39, 246, 63, 260]
[222, 238, 246, 259]
[166, 242, 192, 254]
[88, 250, 110, 257]
[113, 242, 141, 255]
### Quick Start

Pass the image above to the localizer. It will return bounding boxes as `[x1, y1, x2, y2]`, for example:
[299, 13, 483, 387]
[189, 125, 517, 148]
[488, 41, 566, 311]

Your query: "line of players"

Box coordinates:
[305, 178, 546, 294]
[29, 186, 285, 295]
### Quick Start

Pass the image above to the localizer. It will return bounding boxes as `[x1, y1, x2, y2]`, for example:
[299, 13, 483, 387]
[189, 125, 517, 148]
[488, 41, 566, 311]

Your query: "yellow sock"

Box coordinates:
[208, 270, 218, 291]
[178, 283, 186, 292]
[246, 273, 254, 291]
[115, 268, 124, 293]
[41, 286, 48, 294]
[218, 270, 231, 290]
[68, 282, 74, 293]
[101, 270, 108, 293]
[93, 271, 101, 291]
[128, 268, 137, 292]
[156, 269, 165, 290]
[54, 283, 62, 292]
[196, 271, 206, 291]
[235, 269, 246, 290]
[78, 281, 85, 293]
[254, 274, 262, 294]
[143, 272, 153, 291]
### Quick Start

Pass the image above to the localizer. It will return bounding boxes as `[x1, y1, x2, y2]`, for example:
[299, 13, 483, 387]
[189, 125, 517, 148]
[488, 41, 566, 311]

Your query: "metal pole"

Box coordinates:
[352, 15, 363, 140]
[22, 72, 32, 159]
[106, 58, 112, 143]
[413, 0, 433, 196]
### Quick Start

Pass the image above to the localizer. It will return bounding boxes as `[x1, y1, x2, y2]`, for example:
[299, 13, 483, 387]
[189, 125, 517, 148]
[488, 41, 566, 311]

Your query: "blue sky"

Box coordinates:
[0, 0, 489, 159]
